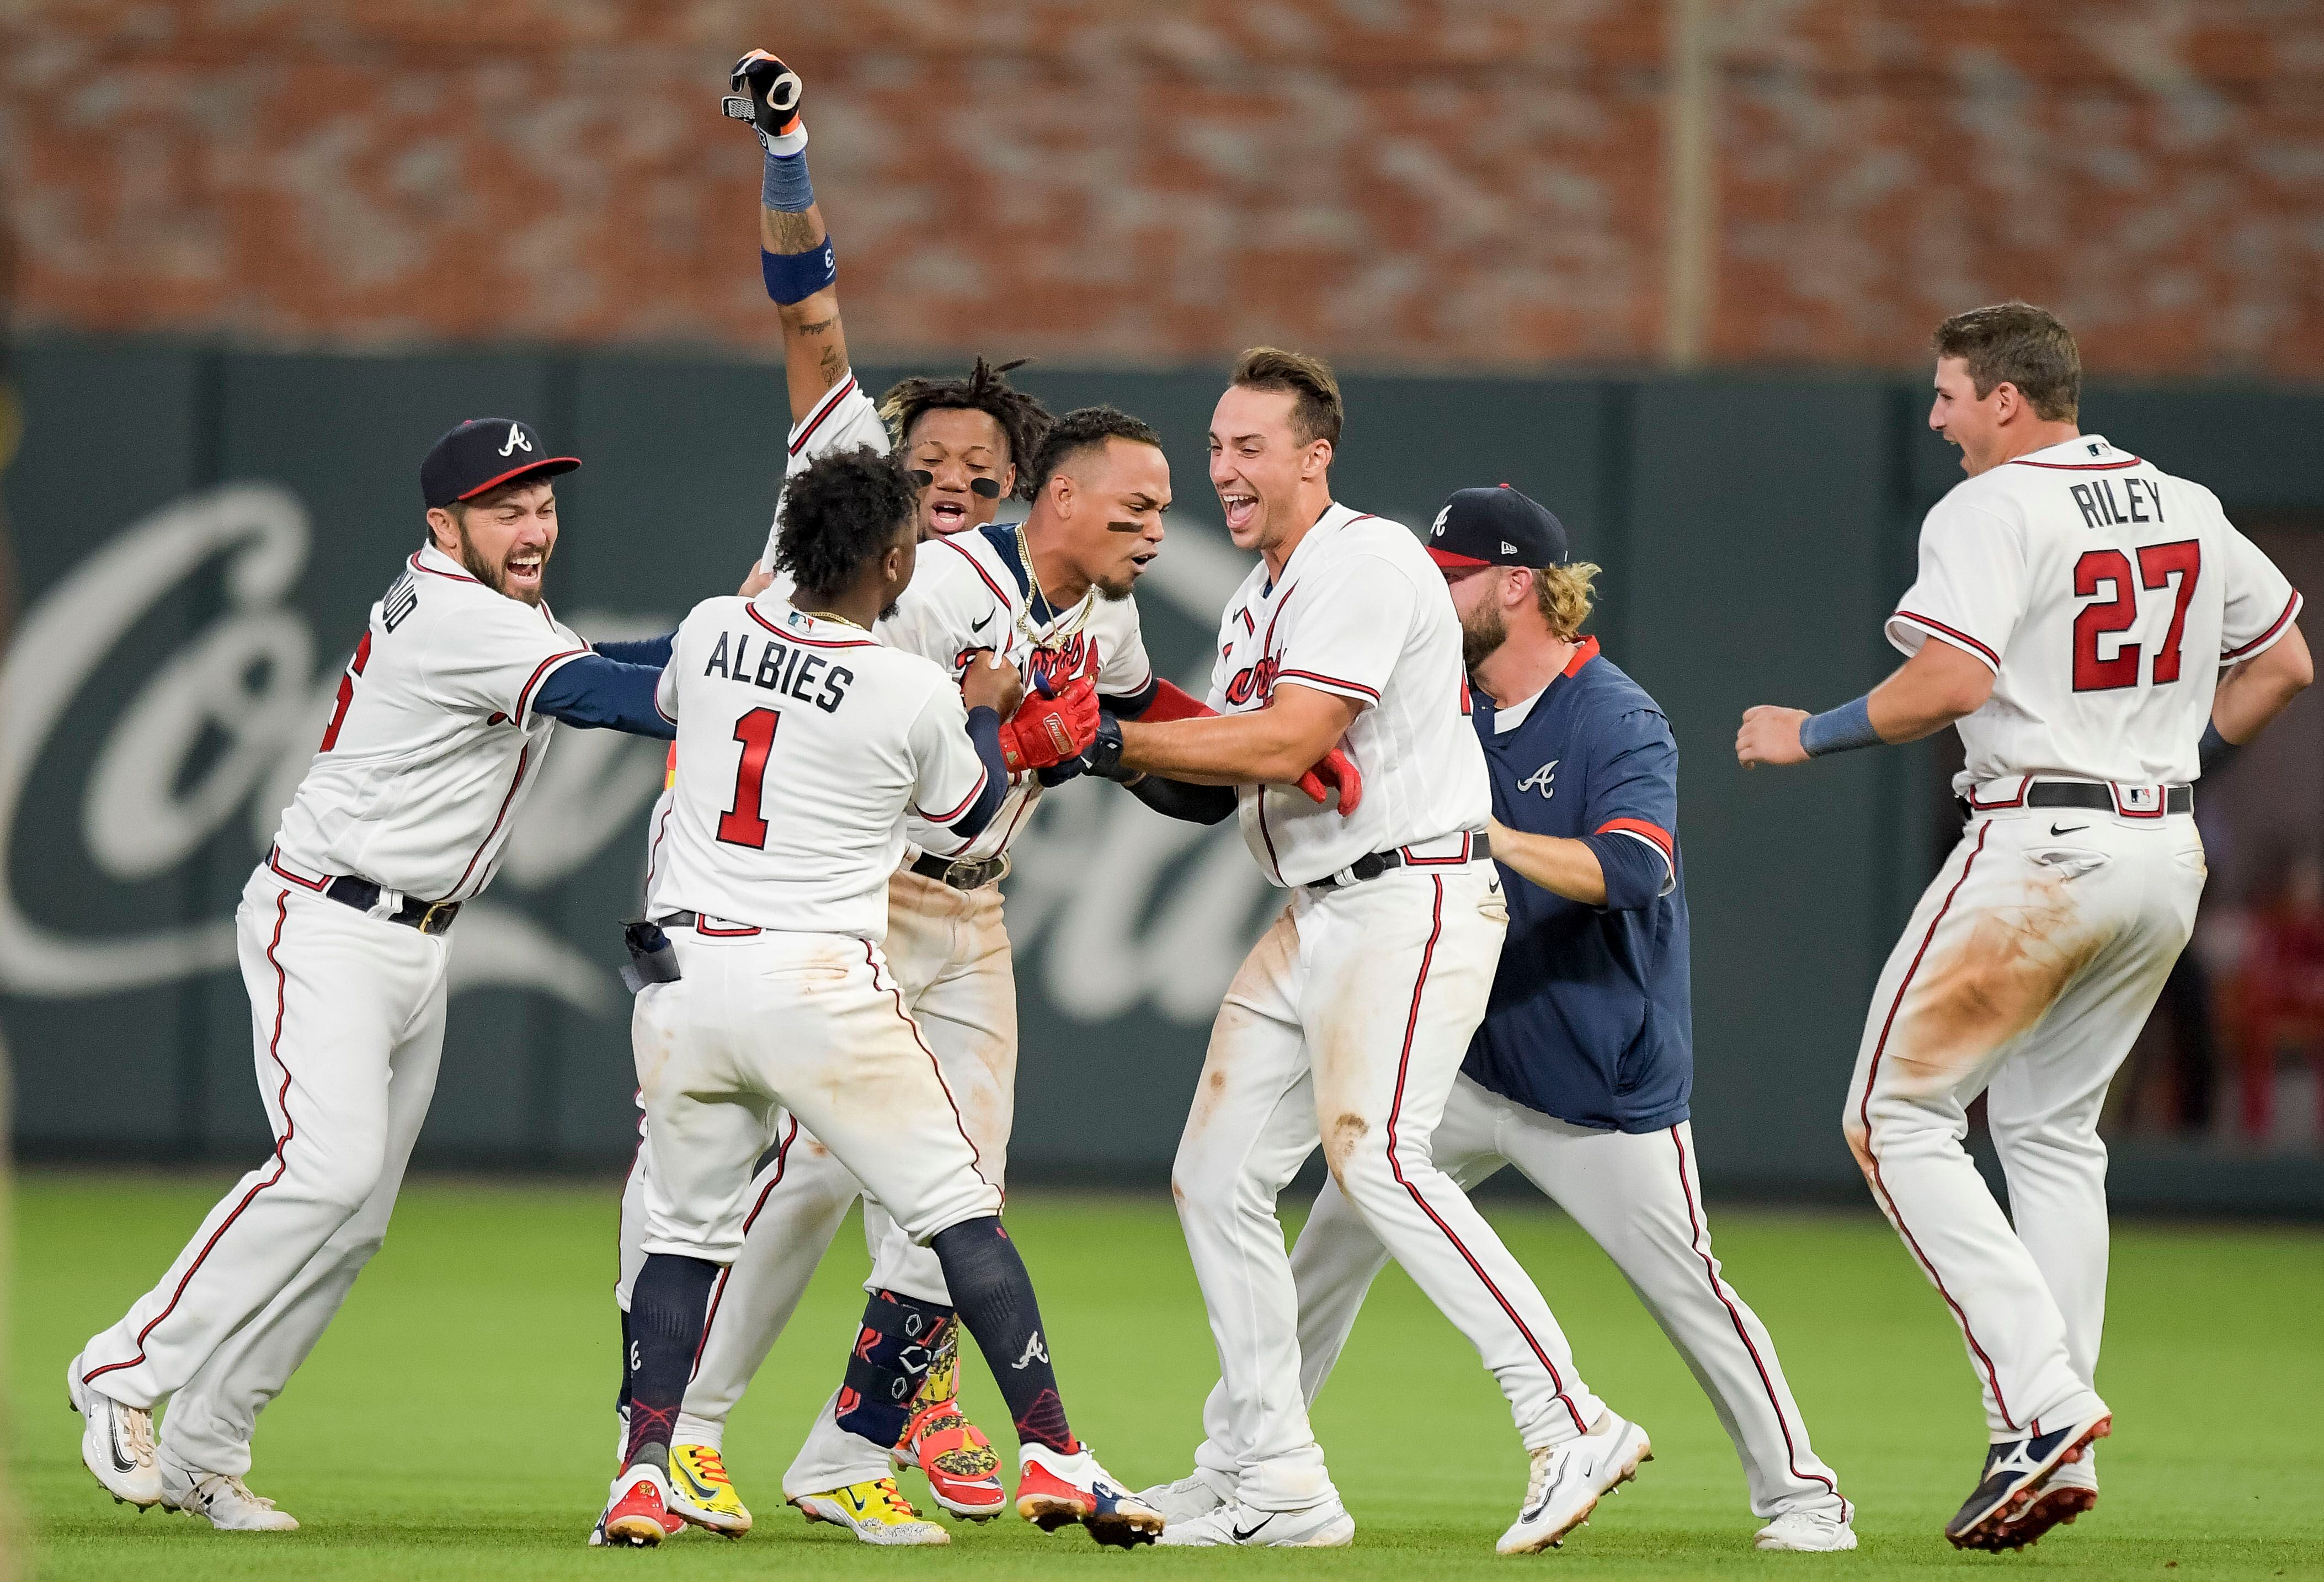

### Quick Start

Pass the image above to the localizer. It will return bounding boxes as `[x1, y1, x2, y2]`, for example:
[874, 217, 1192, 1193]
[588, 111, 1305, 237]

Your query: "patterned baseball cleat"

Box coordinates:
[596, 1463, 685, 1547]
[67, 1357, 162, 1509]
[1155, 1496, 1354, 1548]
[1945, 1413, 2110, 1551]
[1753, 1506, 1858, 1551]
[667, 1443, 751, 1535]
[1016, 1443, 1163, 1547]
[156, 1460, 299, 1531]
[793, 1478, 951, 1546]
[1992, 1450, 2098, 1551]
[1497, 1411, 1654, 1555]
[1137, 1470, 1233, 1524]
[891, 1347, 1005, 1520]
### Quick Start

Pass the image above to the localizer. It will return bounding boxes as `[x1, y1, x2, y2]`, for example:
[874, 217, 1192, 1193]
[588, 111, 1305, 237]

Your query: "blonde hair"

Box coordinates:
[1532, 561, 1601, 641]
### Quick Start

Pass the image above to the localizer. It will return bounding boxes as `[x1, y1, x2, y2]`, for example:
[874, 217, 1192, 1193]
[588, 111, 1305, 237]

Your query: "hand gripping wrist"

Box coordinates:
[998, 678, 1098, 774]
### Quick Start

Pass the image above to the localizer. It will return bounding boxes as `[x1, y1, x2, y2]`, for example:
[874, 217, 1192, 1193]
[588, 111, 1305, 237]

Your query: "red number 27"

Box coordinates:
[2072, 540, 2200, 693]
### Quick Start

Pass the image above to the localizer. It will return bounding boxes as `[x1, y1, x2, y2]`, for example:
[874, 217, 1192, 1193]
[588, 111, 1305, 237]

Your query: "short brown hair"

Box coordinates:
[1230, 347, 1344, 448]
[1931, 302, 2081, 422]
[1532, 561, 1601, 642]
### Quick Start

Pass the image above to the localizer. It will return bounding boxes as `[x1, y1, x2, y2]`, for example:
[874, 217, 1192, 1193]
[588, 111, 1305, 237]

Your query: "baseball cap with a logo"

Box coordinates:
[1424, 484, 1569, 571]
[420, 419, 582, 509]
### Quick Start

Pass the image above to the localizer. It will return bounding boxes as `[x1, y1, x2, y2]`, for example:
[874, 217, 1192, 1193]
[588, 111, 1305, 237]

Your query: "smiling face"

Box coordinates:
[1928, 356, 2015, 478]
[1208, 383, 1330, 558]
[428, 480, 558, 604]
[1051, 436, 1170, 601]
[904, 407, 1015, 539]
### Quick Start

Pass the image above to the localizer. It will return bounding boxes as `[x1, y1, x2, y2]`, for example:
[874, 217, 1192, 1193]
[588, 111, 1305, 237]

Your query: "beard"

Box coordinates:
[1093, 568, 1136, 603]
[455, 521, 546, 606]
[1459, 599, 1507, 671]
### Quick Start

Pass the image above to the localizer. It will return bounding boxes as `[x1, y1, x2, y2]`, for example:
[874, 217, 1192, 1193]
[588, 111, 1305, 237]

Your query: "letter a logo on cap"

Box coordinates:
[499, 423, 534, 457]
[1431, 506, 1451, 536]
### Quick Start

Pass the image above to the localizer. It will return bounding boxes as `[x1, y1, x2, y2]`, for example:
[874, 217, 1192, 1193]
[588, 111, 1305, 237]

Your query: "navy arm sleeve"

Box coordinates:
[946, 707, 1012, 840]
[532, 654, 676, 739]
[1126, 774, 1236, 824]
[591, 632, 675, 668]
[1574, 710, 1679, 912]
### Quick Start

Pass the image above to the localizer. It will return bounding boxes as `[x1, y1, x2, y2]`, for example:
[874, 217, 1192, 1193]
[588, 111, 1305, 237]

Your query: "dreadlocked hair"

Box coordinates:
[775, 447, 918, 600]
[879, 358, 1055, 502]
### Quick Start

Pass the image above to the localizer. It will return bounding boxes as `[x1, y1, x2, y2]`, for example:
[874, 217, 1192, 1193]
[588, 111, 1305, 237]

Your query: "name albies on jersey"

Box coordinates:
[270, 543, 590, 902]
[1208, 503, 1491, 886]
[1888, 434, 2301, 795]
[644, 595, 994, 941]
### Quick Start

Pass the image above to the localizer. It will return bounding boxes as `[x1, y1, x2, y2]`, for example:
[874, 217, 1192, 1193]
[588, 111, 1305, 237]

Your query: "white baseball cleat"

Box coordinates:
[1155, 1495, 1355, 1548]
[67, 1357, 162, 1509]
[1015, 1442, 1164, 1547]
[1497, 1410, 1653, 1555]
[157, 1460, 299, 1531]
[1755, 1505, 1858, 1551]
[1136, 1469, 1233, 1525]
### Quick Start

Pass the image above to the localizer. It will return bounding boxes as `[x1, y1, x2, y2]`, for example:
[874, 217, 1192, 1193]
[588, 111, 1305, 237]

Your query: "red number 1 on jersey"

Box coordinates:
[717, 707, 779, 848]
[2071, 540, 2201, 693]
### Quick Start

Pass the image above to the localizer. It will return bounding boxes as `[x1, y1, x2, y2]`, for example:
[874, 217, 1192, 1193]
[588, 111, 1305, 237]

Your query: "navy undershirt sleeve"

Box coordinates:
[591, 632, 676, 668]
[532, 654, 675, 739]
[1574, 710, 1679, 912]
[1579, 831, 1669, 912]
[946, 707, 1011, 840]
[1127, 775, 1237, 825]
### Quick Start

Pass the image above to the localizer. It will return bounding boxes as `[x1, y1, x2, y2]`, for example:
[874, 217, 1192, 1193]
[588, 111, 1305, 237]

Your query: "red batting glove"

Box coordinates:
[1295, 746, 1363, 816]
[998, 675, 1099, 774]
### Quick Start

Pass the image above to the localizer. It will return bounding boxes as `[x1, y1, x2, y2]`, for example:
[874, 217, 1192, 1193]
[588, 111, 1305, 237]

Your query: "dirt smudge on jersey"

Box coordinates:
[1323, 1112, 1370, 1184]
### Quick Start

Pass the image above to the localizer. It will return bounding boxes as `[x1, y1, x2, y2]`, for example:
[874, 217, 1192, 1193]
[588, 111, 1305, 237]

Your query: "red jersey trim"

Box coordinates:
[1275, 668, 1380, 703]
[1596, 817, 1674, 863]
[514, 647, 590, 726]
[1891, 610, 2001, 670]
[789, 375, 859, 456]
[933, 534, 1019, 618]
[743, 603, 877, 649]
[914, 765, 990, 826]
[2222, 591, 2302, 662]
[408, 550, 478, 584]
[1562, 636, 1602, 678]
[2009, 454, 2142, 471]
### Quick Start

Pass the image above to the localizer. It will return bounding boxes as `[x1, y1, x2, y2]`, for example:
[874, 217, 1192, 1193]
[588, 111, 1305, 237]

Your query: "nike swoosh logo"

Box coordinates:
[110, 1432, 135, 1474]
[1521, 1462, 1573, 1523]
[971, 611, 996, 632]
[673, 1465, 716, 1500]
[2049, 823, 2088, 837]
[1232, 1514, 1275, 1542]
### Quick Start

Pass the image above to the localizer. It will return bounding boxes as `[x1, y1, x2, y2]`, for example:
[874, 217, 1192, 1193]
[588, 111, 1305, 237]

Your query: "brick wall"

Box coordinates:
[3, 1, 2319, 376]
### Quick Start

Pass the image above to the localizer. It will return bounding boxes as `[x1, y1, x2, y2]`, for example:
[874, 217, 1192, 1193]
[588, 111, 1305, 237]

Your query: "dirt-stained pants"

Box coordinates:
[1843, 805, 2203, 1440]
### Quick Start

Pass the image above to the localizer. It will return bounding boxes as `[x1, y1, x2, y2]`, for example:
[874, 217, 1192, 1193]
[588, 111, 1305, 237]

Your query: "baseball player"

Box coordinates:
[595, 445, 1160, 1549]
[1074, 349, 1646, 1553]
[1737, 302, 2312, 1551]
[1148, 487, 1857, 1553]
[69, 419, 683, 1529]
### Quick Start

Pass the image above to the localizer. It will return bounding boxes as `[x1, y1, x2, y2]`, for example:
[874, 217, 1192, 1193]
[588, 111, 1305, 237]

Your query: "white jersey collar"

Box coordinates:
[2007, 434, 2137, 471]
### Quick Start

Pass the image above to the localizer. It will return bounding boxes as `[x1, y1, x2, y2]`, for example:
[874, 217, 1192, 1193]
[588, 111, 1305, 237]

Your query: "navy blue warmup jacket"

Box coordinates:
[1461, 638, 1693, 1132]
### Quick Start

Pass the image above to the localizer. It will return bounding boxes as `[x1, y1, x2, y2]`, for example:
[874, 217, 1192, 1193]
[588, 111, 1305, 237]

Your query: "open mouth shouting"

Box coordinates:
[1220, 492, 1260, 535]
[927, 497, 973, 535]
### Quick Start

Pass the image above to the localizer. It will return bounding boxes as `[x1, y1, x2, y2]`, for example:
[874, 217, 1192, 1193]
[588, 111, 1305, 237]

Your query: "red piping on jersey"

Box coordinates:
[1891, 610, 2001, 669]
[2008, 454, 2141, 471]
[408, 551, 478, 584]
[914, 764, 990, 827]
[1398, 832, 1475, 867]
[83, 892, 301, 1390]
[642, 800, 675, 893]
[1856, 821, 2017, 1428]
[1275, 668, 1380, 702]
[788, 376, 859, 456]
[692, 1114, 802, 1376]
[2223, 591, 2302, 662]
[515, 647, 590, 726]
[1596, 817, 1675, 863]
[743, 603, 877, 649]
[932, 532, 1019, 617]
[1966, 779, 2028, 811]
[2108, 784, 2168, 821]
[1562, 636, 1601, 677]
[865, 941, 993, 1190]
[1384, 877, 1591, 1437]
[444, 744, 530, 903]
[265, 846, 331, 892]
[1669, 1125, 1848, 1521]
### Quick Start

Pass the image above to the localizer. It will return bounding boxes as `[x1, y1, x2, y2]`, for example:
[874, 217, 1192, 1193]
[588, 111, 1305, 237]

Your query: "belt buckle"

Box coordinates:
[415, 899, 456, 935]
[944, 856, 990, 890]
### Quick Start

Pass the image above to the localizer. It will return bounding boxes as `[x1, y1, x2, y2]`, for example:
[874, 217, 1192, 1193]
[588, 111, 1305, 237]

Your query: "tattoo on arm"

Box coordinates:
[764, 207, 822, 254]
[797, 317, 834, 337]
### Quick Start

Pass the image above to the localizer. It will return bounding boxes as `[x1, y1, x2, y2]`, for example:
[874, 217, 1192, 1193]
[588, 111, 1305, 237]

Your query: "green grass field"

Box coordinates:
[13, 1173, 2321, 1580]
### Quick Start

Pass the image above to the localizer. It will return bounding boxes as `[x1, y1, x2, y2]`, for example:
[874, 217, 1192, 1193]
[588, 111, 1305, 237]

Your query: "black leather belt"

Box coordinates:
[1307, 833, 1493, 892]
[909, 851, 1009, 891]
[1960, 781, 2192, 819]
[324, 876, 461, 935]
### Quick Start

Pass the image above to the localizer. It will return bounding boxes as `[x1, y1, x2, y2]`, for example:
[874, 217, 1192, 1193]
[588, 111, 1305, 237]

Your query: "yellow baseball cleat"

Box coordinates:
[667, 1443, 752, 1535]
[793, 1478, 952, 1546]
[892, 1340, 1006, 1519]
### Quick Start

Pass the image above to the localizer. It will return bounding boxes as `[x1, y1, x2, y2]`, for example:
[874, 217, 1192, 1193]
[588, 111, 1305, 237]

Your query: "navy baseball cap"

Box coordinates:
[1424, 484, 1569, 571]
[420, 419, 581, 509]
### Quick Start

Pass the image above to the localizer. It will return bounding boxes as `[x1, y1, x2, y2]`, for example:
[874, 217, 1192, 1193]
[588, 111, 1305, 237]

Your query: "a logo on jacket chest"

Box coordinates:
[1516, 760, 1559, 799]
[1223, 651, 1281, 709]
[954, 630, 1095, 691]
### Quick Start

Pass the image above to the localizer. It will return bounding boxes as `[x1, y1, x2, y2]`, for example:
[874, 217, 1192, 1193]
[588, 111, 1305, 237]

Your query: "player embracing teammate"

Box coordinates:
[1741, 302, 2311, 1551]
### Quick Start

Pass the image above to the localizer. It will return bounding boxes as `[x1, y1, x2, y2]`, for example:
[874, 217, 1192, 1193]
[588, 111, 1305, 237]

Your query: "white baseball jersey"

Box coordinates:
[758, 376, 890, 572]
[1887, 434, 2302, 793]
[884, 524, 1156, 860]
[643, 594, 993, 941]
[271, 542, 589, 900]
[1209, 503, 1490, 886]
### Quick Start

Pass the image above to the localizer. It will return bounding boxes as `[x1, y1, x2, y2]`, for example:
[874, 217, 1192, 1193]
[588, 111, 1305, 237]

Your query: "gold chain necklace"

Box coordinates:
[1015, 520, 1091, 644]
[802, 609, 865, 631]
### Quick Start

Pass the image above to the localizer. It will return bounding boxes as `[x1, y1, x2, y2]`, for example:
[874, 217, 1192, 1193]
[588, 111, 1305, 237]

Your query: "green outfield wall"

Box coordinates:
[4, 336, 2320, 1208]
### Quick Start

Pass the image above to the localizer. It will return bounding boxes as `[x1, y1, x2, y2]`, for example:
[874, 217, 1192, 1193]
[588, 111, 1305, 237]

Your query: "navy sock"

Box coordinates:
[615, 1307, 634, 1413]
[623, 1254, 719, 1470]
[930, 1218, 1078, 1454]
[834, 1288, 956, 1451]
